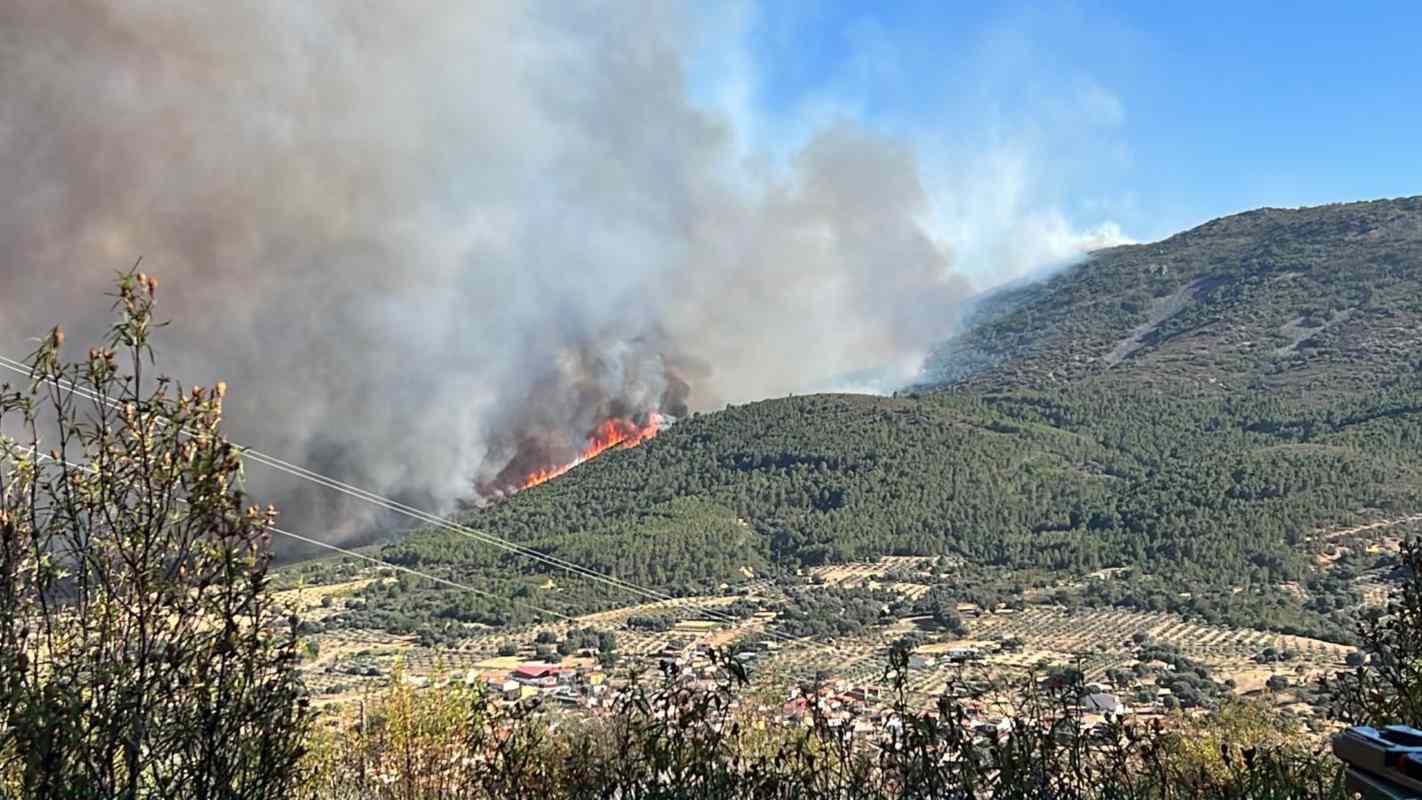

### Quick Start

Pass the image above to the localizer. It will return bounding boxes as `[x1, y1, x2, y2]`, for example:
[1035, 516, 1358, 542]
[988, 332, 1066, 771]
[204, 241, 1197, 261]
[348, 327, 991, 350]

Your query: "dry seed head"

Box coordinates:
[52, 327, 64, 348]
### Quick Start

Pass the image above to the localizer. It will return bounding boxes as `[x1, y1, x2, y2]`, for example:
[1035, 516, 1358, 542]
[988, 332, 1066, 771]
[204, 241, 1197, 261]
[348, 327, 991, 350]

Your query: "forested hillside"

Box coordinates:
[354, 197, 1422, 642]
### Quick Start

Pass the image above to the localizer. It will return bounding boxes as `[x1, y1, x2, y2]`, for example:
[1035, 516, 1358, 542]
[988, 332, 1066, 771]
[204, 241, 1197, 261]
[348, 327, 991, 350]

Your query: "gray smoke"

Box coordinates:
[0, 1, 1073, 538]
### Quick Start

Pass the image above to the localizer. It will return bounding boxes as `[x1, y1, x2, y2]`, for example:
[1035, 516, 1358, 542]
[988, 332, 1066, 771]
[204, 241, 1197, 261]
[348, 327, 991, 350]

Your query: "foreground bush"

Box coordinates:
[0, 273, 310, 799]
[1329, 537, 1422, 726]
[300, 653, 1347, 800]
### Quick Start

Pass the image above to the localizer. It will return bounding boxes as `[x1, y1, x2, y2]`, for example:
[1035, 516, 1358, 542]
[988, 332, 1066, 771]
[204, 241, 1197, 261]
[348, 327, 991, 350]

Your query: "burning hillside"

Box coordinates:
[512, 412, 660, 492]
[475, 336, 691, 499]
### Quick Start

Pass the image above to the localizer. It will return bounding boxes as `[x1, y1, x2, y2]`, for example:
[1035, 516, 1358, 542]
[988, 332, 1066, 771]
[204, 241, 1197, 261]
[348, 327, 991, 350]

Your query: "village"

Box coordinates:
[299, 593, 1322, 749]
[327, 637, 1155, 743]
[287, 548, 1357, 746]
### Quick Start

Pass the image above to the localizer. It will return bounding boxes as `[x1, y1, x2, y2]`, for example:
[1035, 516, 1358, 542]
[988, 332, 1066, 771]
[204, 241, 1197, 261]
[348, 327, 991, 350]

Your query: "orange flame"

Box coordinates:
[518, 412, 661, 490]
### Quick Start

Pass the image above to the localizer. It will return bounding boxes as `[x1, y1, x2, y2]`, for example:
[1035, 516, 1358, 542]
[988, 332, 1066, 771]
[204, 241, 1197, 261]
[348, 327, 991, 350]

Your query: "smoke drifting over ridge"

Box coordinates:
[0, 2, 1118, 536]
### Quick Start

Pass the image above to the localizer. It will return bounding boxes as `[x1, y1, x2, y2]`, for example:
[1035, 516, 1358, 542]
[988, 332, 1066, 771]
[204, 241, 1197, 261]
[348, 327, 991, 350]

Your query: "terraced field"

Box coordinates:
[889, 606, 1352, 701]
[970, 607, 1350, 664]
[290, 544, 1380, 717]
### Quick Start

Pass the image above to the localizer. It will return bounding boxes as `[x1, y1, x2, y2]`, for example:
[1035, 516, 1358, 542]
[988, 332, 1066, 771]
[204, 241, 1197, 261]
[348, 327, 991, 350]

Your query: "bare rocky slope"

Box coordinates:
[924, 195, 1422, 400]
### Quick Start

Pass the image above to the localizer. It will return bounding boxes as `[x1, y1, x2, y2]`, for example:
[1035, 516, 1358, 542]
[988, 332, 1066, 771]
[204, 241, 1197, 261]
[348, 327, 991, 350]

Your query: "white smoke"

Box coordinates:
[0, 1, 1125, 537]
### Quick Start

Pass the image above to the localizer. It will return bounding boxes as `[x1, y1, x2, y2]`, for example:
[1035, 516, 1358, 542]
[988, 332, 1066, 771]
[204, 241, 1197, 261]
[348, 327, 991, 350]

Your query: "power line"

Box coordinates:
[0, 355, 800, 641]
[224, 438, 773, 634]
[268, 525, 576, 622]
[0, 356, 666, 593]
[7, 443, 576, 623]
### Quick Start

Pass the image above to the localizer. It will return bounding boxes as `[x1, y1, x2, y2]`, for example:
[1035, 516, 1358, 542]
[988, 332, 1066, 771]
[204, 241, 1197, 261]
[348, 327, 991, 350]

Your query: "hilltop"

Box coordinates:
[925, 196, 1422, 397]
[313, 198, 1422, 647]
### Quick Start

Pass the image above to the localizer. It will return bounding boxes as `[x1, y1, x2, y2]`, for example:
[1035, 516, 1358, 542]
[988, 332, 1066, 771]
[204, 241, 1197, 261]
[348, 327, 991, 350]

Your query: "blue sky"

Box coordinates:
[688, 1, 1422, 252]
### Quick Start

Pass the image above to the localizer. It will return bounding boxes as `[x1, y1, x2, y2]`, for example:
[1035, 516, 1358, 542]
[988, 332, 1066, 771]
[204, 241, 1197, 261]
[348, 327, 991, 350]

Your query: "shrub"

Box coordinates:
[0, 271, 309, 798]
[1328, 537, 1422, 725]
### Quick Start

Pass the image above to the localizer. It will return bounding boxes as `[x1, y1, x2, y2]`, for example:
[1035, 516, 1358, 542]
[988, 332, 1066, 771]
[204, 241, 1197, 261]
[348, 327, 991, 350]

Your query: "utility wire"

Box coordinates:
[0, 355, 801, 641]
[8, 443, 576, 623]
[269, 525, 576, 622]
[0, 356, 688, 597]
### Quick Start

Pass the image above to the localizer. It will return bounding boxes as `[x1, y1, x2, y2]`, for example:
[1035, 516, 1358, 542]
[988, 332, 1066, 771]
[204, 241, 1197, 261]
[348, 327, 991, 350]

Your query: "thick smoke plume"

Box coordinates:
[0, 2, 1109, 538]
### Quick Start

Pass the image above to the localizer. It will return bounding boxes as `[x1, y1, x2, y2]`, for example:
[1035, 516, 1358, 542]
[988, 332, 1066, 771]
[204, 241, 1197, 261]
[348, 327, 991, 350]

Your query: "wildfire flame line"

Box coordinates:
[518, 412, 662, 490]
